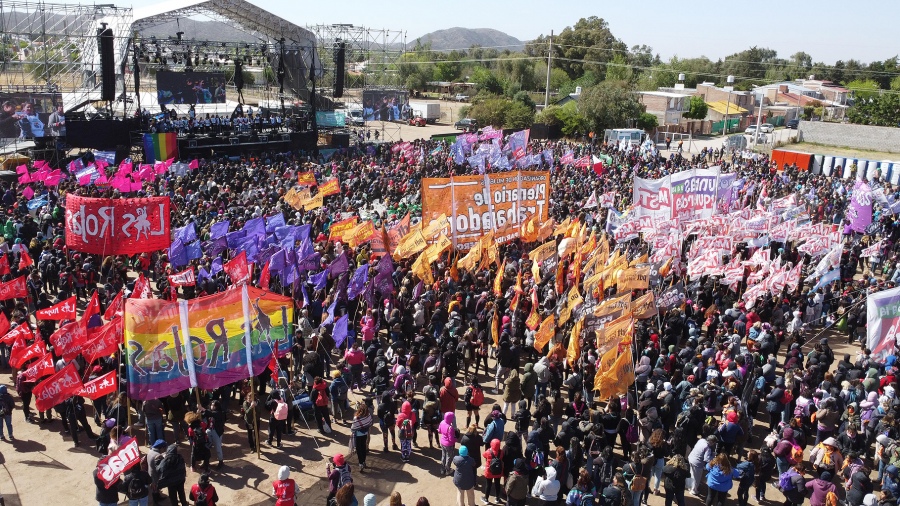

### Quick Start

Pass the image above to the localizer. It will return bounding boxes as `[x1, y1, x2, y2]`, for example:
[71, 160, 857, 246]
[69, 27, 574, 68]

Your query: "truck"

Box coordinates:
[407, 101, 441, 124]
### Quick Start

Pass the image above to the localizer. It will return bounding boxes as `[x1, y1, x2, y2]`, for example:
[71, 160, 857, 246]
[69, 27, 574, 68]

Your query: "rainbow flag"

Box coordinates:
[143, 132, 179, 163]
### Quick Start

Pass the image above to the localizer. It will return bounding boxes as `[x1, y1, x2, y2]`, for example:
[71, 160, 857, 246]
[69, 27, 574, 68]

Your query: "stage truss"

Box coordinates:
[0, 0, 132, 102]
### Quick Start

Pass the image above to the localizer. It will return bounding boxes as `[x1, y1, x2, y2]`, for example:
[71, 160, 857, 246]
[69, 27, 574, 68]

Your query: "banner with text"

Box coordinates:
[65, 195, 171, 255]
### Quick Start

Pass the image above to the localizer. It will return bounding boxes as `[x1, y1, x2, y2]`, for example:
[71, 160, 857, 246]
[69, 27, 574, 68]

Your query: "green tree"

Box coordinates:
[471, 66, 504, 95]
[467, 97, 535, 129]
[526, 16, 628, 80]
[579, 80, 645, 131]
[504, 100, 535, 129]
[512, 90, 536, 111]
[682, 96, 709, 120]
[637, 112, 658, 130]
[848, 93, 900, 126]
[536, 103, 588, 135]
[891, 75, 900, 91]
[845, 78, 881, 99]
[605, 53, 633, 82]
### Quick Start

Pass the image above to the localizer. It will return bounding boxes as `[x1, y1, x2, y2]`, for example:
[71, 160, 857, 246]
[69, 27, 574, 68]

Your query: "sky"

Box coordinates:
[68, 0, 900, 64]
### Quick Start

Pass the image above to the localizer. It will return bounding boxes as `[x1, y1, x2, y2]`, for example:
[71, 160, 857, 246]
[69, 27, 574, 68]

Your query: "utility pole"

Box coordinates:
[544, 30, 553, 108]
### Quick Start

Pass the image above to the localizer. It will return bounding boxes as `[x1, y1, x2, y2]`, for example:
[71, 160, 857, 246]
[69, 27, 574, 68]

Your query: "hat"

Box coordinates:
[278, 465, 291, 481]
[726, 411, 739, 423]
[364, 494, 377, 506]
[819, 470, 833, 482]
[663, 382, 673, 391]
[458, 446, 469, 457]
[104, 418, 116, 428]
[491, 410, 501, 419]
[333, 454, 345, 466]
[687, 375, 695, 383]
[152, 439, 167, 449]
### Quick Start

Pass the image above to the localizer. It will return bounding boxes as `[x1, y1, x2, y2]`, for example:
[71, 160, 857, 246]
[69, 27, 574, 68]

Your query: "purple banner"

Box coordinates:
[848, 181, 873, 233]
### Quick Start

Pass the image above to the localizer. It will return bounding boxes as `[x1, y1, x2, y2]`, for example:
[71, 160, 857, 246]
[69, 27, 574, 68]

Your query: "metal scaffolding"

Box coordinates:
[305, 24, 406, 103]
[0, 0, 132, 101]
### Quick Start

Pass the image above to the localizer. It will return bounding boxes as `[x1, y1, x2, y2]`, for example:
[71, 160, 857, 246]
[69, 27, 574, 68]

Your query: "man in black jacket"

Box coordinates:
[93, 466, 120, 506]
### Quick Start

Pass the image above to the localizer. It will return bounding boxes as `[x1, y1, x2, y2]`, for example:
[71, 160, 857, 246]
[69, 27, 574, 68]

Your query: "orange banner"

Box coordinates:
[319, 177, 340, 196]
[297, 171, 318, 186]
[328, 217, 359, 242]
[421, 171, 551, 251]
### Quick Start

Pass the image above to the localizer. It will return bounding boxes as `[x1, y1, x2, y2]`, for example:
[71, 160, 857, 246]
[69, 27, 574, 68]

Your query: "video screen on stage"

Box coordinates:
[0, 91, 63, 139]
[156, 71, 227, 105]
[362, 89, 408, 122]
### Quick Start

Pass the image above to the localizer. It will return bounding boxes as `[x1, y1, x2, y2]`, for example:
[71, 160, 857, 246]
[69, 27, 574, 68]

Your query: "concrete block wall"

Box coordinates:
[798, 121, 900, 154]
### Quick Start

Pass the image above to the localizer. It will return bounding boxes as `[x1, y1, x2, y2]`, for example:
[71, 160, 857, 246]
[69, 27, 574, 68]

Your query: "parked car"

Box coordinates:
[745, 126, 757, 136]
[786, 119, 800, 129]
[454, 118, 477, 131]
[759, 123, 775, 133]
[409, 115, 426, 127]
[454, 93, 469, 102]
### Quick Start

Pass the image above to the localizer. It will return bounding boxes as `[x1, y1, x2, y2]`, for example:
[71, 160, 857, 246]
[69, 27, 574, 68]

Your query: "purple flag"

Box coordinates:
[347, 265, 368, 299]
[242, 217, 266, 237]
[210, 221, 230, 239]
[198, 267, 211, 281]
[169, 239, 188, 268]
[848, 180, 873, 233]
[175, 223, 197, 243]
[310, 270, 328, 290]
[185, 240, 203, 261]
[322, 298, 337, 325]
[327, 253, 349, 278]
[301, 284, 310, 307]
[332, 314, 349, 348]
[226, 230, 248, 249]
[376, 253, 394, 276]
[299, 238, 315, 259]
[299, 252, 321, 273]
[266, 213, 286, 233]
[211, 257, 223, 275]
[204, 237, 228, 257]
[412, 280, 425, 299]
[270, 249, 286, 272]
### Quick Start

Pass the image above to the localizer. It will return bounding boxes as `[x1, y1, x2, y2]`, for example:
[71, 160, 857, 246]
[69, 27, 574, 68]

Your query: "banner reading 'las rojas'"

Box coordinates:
[421, 170, 550, 250]
[65, 195, 171, 255]
[124, 285, 293, 400]
[633, 167, 735, 220]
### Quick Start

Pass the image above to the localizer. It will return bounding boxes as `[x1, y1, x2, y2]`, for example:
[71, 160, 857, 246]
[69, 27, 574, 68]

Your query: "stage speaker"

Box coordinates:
[234, 60, 244, 91]
[334, 42, 345, 98]
[98, 26, 116, 101]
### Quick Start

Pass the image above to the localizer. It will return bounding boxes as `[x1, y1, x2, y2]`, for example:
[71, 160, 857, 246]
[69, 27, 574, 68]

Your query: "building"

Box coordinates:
[555, 87, 583, 107]
[636, 91, 688, 125]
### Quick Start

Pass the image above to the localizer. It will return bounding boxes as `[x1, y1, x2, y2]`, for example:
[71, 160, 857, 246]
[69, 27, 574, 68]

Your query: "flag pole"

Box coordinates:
[250, 376, 261, 458]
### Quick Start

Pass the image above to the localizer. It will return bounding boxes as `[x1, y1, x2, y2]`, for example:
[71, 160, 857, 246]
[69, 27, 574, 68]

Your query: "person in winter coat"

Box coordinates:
[755, 446, 776, 503]
[781, 462, 807, 506]
[350, 402, 373, 471]
[272, 465, 300, 506]
[156, 444, 188, 506]
[438, 411, 458, 475]
[119, 464, 152, 506]
[147, 439, 167, 503]
[734, 450, 757, 506]
[311, 376, 332, 433]
[440, 377, 459, 414]
[688, 435, 717, 496]
[506, 458, 530, 506]
[482, 438, 504, 504]
[705, 453, 739, 506]
[662, 454, 689, 506]
[460, 423, 483, 470]
[94, 465, 120, 506]
[189, 473, 219, 506]
[483, 409, 505, 445]
[396, 400, 417, 462]
[0, 385, 14, 440]
[805, 470, 837, 506]
[766, 378, 788, 432]
[503, 369, 522, 417]
[452, 445, 477, 506]
[521, 363, 537, 410]
[532, 466, 561, 505]
[810, 437, 844, 475]
[846, 466, 874, 506]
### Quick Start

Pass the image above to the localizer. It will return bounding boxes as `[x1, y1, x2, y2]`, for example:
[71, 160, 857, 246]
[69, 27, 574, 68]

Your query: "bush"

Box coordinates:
[467, 97, 535, 130]
[637, 112, 658, 130]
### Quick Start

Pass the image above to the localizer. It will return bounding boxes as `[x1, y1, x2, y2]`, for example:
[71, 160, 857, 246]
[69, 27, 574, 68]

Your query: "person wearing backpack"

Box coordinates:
[120, 463, 152, 506]
[705, 453, 739, 506]
[311, 376, 332, 434]
[805, 470, 837, 506]
[396, 400, 417, 463]
[734, 450, 758, 506]
[438, 411, 459, 476]
[326, 454, 352, 505]
[156, 443, 189, 506]
[464, 377, 485, 428]
[565, 468, 597, 506]
[452, 445, 477, 506]
[779, 462, 807, 506]
[481, 438, 504, 504]
[189, 473, 218, 506]
[506, 458, 530, 506]
[662, 454, 689, 506]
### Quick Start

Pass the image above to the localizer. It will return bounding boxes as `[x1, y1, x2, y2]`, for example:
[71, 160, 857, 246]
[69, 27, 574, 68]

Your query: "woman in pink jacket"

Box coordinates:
[438, 411, 458, 476]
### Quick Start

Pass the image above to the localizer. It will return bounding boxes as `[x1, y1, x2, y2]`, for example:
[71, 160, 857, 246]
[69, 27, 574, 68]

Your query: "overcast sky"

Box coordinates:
[120, 0, 897, 64]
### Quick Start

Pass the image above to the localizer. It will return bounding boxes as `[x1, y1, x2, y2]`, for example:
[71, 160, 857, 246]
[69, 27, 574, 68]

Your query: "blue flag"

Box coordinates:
[332, 314, 349, 348]
[185, 240, 203, 261]
[813, 268, 840, 291]
[347, 265, 368, 299]
[210, 221, 230, 239]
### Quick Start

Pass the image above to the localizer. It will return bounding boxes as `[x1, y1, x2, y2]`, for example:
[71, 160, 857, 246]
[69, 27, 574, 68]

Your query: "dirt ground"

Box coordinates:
[0, 326, 863, 506]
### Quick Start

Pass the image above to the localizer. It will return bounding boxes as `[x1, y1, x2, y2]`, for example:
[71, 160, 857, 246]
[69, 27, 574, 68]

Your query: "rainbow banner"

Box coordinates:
[124, 286, 293, 400]
[142, 132, 179, 164]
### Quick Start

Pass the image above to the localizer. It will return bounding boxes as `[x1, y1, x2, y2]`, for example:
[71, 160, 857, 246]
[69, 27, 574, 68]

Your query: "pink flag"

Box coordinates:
[164, 158, 174, 168]
[15, 164, 28, 174]
[96, 174, 108, 185]
[18, 172, 31, 184]
[96, 159, 109, 171]
[138, 164, 154, 181]
[22, 187, 34, 200]
[77, 174, 91, 186]
[32, 168, 50, 182]
[188, 159, 199, 170]
[129, 181, 143, 192]
[111, 175, 131, 192]
[154, 162, 167, 175]
[117, 161, 133, 176]
[45, 172, 63, 186]
[33, 160, 48, 170]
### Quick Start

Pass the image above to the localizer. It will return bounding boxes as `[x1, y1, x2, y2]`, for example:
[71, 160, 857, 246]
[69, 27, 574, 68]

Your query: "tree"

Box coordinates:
[526, 17, 628, 80]
[534, 102, 589, 137]
[682, 96, 709, 120]
[471, 66, 504, 95]
[503, 100, 536, 129]
[605, 53, 633, 82]
[844, 79, 881, 99]
[466, 97, 534, 129]
[579, 80, 645, 132]
[848, 93, 900, 127]
[637, 112, 658, 130]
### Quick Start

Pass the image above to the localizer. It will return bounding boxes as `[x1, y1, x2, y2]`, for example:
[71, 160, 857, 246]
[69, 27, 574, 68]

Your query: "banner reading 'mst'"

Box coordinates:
[65, 195, 171, 255]
[421, 170, 550, 250]
[125, 286, 293, 400]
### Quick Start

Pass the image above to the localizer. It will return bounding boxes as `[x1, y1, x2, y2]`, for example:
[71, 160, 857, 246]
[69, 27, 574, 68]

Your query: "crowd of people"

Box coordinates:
[2, 126, 900, 506]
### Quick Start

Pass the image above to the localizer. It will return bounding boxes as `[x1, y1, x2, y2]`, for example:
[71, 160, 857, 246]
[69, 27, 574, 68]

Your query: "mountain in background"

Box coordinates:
[141, 19, 254, 43]
[411, 27, 525, 52]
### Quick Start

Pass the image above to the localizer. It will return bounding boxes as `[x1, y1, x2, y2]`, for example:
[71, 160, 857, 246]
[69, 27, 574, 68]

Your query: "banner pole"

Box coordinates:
[250, 376, 261, 458]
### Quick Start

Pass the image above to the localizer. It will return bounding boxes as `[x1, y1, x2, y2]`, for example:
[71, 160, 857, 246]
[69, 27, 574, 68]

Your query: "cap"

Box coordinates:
[333, 454, 345, 466]
[152, 439, 167, 449]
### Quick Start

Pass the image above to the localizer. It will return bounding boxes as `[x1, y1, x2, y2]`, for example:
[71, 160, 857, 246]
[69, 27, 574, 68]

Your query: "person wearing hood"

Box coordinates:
[438, 411, 459, 475]
[521, 363, 537, 410]
[635, 356, 652, 392]
[502, 368, 522, 417]
[273, 465, 300, 506]
[363, 494, 377, 506]
[452, 445, 477, 506]
[506, 458, 530, 506]
[705, 453, 739, 506]
[483, 409, 506, 445]
[765, 377, 788, 432]
[156, 444, 188, 506]
[189, 473, 219, 505]
[440, 377, 460, 414]
[396, 400, 417, 462]
[147, 439, 167, 503]
[532, 466, 561, 505]
[482, 438, 505, 504]
[311, 376, 332, 433]
[119, 461, 152, 506]
[805, 470, 837, 506]
[94, 463, 121, 506]
[773, 427, 799, 476]
[0, 385, 14, 440]
[810, 436, 844, 475]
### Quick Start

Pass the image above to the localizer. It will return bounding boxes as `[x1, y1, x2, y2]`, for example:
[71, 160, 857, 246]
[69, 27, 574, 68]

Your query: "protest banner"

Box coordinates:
[34, 363, 83, 411]
[36, 296, 77, 321]
[0, 276, 27, 301]
[297, 172, 317, 186]
[125, 286, 293, 400]
[79, 370, 118, 400]
[49, 322, 88, 361]
[65, 195, 171, 255]
[867, 285, 900, 362]
[657, 281, 687, 312]
[318, 177, 340, 196]
[168, 267, 196, 287]
[96, 437, 141, 488]
[632, 167, 721, 220]
[421, 171, 551, 250]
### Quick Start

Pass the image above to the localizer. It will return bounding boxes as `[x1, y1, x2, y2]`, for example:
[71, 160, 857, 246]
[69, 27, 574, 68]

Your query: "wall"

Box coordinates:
[798, 121, 900, 154]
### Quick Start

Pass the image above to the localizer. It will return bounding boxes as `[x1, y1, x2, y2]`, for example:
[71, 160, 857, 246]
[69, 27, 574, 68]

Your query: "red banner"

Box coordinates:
[36, 296, 77, 321]
[104, 290, 124, 320]
[34, 363, 83, 411]
[97, 437, 141, 488]
[18, 250, 33, 270]
[131, 273, 152, 299]
[0, 322, 32, 345]
[49, 321, 88, 361]
[22, 353, 54, 382]
[82, 317, 123, 364]
[10, 339, 45, 368]
[0, 276, 27, 301]
[0, 254, 9, 275]
[0, 312, 9, 338]
[64, 195, 171, 255]
[224, 251, 250, 284]
[79, 370, 117, 400]
[168, 267, 196, 287]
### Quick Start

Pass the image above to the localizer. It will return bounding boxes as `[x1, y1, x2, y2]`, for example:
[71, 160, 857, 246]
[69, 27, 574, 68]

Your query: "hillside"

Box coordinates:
[411, 27, 525, 52]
